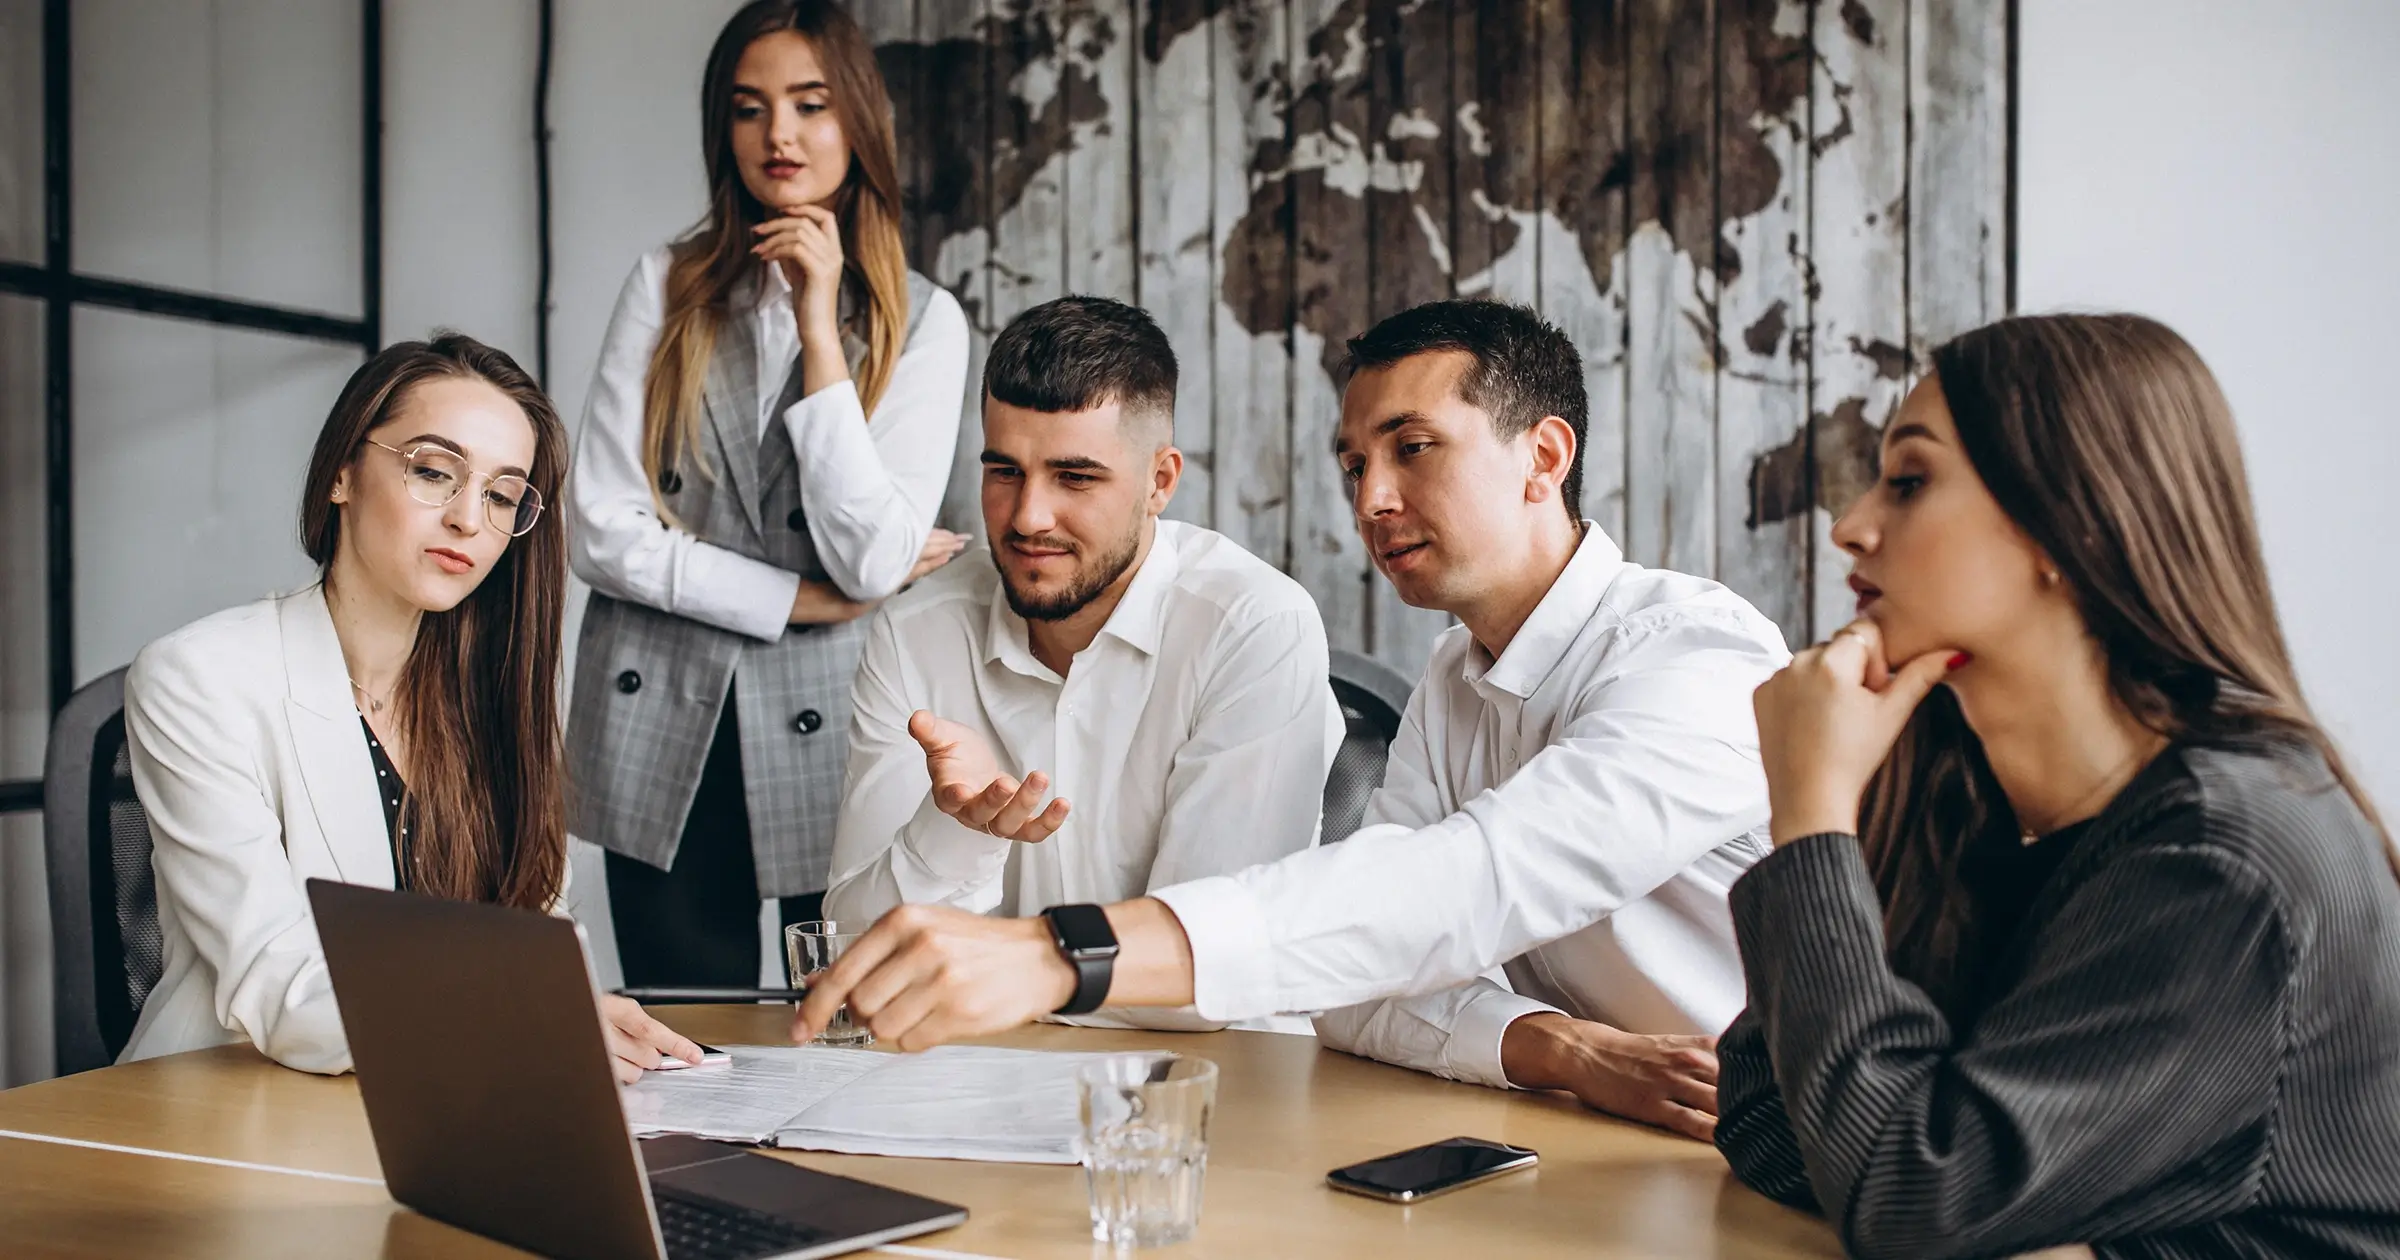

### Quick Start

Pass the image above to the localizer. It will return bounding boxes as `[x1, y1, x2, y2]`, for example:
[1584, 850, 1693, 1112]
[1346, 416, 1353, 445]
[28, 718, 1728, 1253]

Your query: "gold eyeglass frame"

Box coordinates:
[361, 438, 546, 537]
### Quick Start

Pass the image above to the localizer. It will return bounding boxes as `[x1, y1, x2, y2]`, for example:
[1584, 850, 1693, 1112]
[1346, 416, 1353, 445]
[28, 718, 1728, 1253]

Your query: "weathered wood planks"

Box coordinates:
[874, 0, 2011, 674]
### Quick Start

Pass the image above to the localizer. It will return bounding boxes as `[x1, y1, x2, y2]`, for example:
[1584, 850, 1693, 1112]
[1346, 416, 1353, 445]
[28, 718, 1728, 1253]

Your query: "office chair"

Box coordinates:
[1323, 649, 1415, 844]
[44, 667, 163, 1076]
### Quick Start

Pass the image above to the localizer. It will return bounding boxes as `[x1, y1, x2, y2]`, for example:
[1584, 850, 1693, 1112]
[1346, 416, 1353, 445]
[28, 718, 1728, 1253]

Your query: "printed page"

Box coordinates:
[775, 1045, 1119, 1165]
[620, 1045, 886, 1144]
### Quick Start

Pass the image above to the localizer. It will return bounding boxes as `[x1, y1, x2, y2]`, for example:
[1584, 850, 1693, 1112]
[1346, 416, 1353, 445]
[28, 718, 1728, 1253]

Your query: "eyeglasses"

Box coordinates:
[362, 439, 546, 537]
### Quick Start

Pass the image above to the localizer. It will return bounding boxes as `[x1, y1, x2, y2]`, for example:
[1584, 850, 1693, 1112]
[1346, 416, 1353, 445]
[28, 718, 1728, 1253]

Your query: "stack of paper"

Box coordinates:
[620, 1044, 1118, 1165]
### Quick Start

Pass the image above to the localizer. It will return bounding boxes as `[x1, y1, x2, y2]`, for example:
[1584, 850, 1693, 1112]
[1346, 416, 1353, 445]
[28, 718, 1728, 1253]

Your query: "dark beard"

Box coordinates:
[999, 523, 1143, 622]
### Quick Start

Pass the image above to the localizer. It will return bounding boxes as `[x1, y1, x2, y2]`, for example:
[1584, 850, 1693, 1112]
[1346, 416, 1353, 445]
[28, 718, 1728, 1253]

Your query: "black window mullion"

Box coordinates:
[42, 0, 71, 718]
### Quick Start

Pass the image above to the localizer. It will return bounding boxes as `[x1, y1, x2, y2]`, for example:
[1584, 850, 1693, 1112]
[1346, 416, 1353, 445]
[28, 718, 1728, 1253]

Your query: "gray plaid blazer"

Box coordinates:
[567, 269, 941, 898]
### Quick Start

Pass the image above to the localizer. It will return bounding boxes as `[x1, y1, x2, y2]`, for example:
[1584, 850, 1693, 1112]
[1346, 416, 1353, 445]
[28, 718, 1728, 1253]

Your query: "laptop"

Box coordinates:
[307, 879, 968, 1260]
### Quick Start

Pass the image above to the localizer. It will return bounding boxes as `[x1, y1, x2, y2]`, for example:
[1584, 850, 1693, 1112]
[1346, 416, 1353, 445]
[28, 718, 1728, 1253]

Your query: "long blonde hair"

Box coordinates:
[643, 0, 910, 518]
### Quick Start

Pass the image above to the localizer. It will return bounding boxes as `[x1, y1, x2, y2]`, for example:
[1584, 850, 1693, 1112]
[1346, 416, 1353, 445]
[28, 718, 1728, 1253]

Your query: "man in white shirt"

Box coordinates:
[798, 299, 1789, 1140]
[822, 295, 1342, 1030]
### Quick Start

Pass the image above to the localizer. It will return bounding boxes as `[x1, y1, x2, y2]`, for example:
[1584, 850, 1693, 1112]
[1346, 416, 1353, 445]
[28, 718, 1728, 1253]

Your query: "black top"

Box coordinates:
[360, 716, 412, 891]
[1716, 739, 2400, 1259]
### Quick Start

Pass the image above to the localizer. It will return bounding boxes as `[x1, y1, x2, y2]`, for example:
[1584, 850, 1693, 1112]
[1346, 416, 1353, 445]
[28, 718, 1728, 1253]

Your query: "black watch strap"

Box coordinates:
[1043, 905, 1118, 1016]
[1057, 951, 1113, 1016]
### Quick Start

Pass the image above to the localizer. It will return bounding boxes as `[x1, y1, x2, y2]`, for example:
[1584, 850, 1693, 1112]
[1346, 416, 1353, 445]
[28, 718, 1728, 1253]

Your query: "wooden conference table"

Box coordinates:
[0, 1006, 1839, 1259]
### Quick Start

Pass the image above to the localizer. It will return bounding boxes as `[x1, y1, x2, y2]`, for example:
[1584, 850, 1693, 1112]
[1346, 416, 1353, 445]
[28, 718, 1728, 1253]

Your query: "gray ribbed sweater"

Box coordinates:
[1716, 740, 2400, 1259]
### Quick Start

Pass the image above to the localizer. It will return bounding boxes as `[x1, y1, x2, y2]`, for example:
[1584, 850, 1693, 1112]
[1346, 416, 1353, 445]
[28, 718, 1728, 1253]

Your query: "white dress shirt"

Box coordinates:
[825, 520, 1345, 1029]
[568, 248, 969, 641]
[1151, 525, 1791, 1086]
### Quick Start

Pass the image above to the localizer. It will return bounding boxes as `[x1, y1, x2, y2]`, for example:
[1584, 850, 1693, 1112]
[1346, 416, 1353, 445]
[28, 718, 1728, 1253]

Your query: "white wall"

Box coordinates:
[2018, 0, 2400, 814]
[383, 0, 541, 368]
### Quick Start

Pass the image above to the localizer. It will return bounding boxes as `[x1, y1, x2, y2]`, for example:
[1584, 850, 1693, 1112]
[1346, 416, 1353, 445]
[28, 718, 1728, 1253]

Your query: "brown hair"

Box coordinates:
[299, 332, 569, 911]
[1862, 312, 2389, 1014]
[643, 0, 909, 520]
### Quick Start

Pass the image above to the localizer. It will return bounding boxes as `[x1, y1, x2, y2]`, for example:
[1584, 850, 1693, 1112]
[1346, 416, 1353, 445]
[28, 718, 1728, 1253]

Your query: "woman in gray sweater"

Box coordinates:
[1718, 313, 2399, 1259]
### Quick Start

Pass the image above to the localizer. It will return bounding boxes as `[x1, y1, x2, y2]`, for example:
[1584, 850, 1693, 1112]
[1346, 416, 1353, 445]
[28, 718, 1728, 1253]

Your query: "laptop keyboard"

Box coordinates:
[655, 1185, 829, 1260]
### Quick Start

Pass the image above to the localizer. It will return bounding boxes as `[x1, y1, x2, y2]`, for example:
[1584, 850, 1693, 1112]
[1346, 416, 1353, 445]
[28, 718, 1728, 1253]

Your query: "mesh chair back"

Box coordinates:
[1322, 649, 1415, 844]
[106, 732, 164, 1033]
[43, 668, 159, 1076]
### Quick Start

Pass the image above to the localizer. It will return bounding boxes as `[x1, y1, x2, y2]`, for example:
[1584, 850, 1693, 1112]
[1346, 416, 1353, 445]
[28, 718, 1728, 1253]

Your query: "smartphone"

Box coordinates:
[649, 1042, 732, 1070]
[1326, 1137, 1538, 1203]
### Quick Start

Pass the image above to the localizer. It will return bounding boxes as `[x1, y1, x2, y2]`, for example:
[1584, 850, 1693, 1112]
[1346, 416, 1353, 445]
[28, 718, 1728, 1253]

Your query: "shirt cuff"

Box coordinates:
[680, 544, 801, 643]
[1445, 988, 1566, 1091]
[783, 380, 878, 485]
[895, 794, 1014, 884]
[1151, 877, 1280, 1023]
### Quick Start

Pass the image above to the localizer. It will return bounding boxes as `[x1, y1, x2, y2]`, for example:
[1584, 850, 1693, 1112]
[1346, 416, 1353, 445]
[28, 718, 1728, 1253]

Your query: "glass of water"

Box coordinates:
[783, 921, 872, 1047]
[1077, 1053, 1217, 1249]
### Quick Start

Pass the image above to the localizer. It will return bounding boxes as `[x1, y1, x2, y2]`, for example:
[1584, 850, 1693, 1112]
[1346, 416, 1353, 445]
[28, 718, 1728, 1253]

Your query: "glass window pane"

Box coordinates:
[0, 0, 39, 264]
[73, 307, 363, 679]
[1, 293, 42, 780]
[72, 0, 363, 315]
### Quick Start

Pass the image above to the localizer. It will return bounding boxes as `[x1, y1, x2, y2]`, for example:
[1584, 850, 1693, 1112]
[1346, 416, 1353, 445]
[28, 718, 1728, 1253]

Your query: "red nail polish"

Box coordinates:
[1947, 652, 1972, 670]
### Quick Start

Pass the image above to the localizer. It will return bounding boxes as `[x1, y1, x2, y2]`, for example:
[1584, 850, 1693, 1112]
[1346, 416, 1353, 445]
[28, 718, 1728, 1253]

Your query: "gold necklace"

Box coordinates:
[348, 676, 393, 714]
[2016, 737, 2161, 843]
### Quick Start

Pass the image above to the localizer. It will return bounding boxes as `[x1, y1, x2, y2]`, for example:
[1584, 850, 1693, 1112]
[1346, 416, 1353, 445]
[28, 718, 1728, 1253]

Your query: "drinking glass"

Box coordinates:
[783, 920, 872, 1047]
[1077, 1053, 1217, 1249]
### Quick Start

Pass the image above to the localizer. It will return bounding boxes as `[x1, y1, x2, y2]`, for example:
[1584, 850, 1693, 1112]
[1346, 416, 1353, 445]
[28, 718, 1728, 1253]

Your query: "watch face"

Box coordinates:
[1047, 904, 1118, 956]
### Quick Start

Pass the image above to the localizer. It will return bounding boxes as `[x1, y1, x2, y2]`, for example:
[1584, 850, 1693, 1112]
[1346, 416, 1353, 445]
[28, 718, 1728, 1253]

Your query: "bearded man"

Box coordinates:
[821, 295, 1342, 1031]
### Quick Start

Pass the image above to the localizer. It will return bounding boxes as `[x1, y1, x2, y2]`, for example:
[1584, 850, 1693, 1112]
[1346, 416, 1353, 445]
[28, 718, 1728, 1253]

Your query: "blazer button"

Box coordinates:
[786, 507, 806, 531]
[792, 709, 823, 735]
[616, 670, 642, 694]
[658, 468, 682, 495]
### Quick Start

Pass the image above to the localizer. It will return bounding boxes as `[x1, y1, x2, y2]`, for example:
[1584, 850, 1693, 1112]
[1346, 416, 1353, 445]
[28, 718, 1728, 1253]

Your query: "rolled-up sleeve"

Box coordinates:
[566, 250, 803, 642]
[782, 287, 969, 601]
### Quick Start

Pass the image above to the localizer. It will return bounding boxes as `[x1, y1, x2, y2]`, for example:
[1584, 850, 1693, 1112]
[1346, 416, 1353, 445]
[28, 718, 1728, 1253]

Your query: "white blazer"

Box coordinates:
[119, 586, 568, 1073]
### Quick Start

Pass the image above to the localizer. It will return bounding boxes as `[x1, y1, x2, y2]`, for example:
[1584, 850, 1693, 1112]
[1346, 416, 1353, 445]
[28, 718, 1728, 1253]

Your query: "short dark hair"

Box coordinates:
[1342, 298, 1588, 518]
[984, 295, 1178, 437]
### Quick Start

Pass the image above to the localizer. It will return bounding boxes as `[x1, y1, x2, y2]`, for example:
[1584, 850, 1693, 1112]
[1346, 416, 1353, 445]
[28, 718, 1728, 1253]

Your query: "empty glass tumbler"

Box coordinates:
[783, 920, 873, 1047]
[1077, 1053, 1218, 1249]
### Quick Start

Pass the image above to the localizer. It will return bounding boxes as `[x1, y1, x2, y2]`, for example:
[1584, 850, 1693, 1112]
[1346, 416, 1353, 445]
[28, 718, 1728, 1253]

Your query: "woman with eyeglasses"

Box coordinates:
[1715, 314, 2400, 1257]
[119, 333, 700, 1083]
[565, 0, 969, 987]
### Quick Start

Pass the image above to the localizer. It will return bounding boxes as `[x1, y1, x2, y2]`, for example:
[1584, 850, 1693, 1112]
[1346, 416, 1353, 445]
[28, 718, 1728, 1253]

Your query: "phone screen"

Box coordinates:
[1328, 1138, 1536, 1199]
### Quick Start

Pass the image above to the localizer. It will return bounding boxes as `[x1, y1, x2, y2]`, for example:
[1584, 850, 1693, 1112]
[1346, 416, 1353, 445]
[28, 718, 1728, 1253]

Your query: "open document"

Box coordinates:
[619, 1045, 1117, 1165]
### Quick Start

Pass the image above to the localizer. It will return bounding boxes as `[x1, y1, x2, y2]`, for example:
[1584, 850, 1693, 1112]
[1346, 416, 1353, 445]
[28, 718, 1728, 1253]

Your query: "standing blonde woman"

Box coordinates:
[568, 0, 969, 985]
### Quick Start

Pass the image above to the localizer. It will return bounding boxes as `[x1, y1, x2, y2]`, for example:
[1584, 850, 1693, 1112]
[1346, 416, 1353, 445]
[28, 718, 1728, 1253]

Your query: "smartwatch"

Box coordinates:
[1041, 904, 1119, 1016]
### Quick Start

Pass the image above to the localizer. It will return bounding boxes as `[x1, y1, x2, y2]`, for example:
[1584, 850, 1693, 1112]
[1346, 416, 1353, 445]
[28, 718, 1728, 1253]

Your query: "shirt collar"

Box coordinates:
[1466, 523, 1628, 700]
[1099, 522, 1183, 655]
[981, 522, 1184, 680]
[745, 260, 858, 319]
[983, 592, 1051, 681]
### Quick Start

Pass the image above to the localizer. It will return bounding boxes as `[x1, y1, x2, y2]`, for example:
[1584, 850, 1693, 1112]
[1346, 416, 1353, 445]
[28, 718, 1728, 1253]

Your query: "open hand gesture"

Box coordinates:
[908, 712, 1071, 842]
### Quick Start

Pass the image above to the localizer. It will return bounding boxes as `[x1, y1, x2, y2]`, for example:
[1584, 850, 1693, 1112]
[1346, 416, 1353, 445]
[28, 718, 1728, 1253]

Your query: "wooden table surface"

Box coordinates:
[0, 1006, 1839, 1259]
